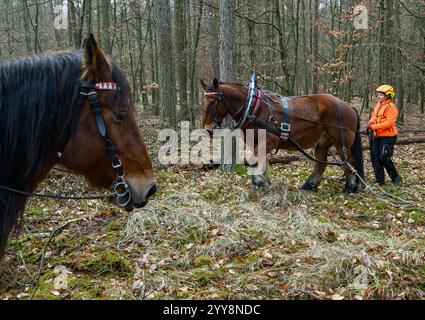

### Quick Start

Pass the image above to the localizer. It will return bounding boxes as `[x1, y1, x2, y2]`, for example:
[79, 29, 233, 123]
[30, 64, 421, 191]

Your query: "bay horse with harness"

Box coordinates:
[0, 35, 157, 259]
[200, 74, 364, 193]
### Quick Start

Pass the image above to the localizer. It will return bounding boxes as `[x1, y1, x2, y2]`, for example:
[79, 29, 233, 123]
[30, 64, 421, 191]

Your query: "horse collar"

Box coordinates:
[237, 89, 262, 130]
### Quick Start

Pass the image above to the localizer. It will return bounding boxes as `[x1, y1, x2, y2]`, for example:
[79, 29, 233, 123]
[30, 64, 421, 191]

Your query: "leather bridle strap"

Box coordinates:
[79, 80, 130, 208]
[0, 80, 129, 204]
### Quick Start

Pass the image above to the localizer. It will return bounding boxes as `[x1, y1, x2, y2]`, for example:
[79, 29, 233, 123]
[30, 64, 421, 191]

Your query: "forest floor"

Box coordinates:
[0, 104, 424, 300]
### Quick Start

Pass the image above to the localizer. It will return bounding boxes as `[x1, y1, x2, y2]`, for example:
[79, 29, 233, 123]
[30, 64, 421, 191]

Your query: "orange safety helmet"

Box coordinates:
[376, 84, 395, 99]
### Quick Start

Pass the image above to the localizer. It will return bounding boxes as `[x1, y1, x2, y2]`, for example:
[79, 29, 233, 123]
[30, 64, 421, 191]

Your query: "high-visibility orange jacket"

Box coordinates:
[368, 100, 398, 137]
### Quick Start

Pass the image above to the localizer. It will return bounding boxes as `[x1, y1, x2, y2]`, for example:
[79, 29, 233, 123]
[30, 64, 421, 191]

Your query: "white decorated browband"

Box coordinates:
[203, 92, 218, 96]
[95, 82, 120, 91]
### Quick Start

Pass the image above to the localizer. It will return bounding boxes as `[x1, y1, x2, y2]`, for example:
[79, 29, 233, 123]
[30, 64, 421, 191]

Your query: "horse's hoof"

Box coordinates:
[343, 184, 358, 194]
[252, 178, 269, 191]
[253, 180, 267, 189]
[301, 181, 318, 192]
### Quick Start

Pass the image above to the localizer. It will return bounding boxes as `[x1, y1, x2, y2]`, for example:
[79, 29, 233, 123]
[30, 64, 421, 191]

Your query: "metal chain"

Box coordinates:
[328, 149, 417, 208]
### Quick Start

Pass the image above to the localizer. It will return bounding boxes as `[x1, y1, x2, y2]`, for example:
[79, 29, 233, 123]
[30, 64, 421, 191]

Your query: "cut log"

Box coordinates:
[171, 136, 425, 168]
[269, 136, 425, 164]
[362, 135, 425, 150]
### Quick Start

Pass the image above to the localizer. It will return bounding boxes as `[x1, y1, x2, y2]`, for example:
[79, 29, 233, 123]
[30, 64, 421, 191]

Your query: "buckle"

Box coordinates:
[112, 159, 122, 169]
[280, 122, 291, 132]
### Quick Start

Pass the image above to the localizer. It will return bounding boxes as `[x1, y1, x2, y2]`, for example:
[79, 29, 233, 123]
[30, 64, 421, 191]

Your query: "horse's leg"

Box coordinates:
[248, 144, 271, 190]
[335, 146, 358, 193]
[301, 140, 331, 191]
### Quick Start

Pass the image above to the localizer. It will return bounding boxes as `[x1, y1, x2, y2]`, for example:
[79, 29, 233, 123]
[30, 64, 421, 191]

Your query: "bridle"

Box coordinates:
[78, 79, 132, 208]
[0, 79, 132, 209]
[203, 90, 245, 129]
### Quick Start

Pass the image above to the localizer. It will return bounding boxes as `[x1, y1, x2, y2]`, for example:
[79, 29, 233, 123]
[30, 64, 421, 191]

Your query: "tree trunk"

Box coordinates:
[174, 0, 189, 122]
[87, 0, 92, 33]
[219, 0, 237, 82]
[206, 0, 220, 80]
[154, 0, 177, 128]
[22, 0, 32, 53]
[147, 8, 159, 112]
[274, 0, 291, 95]
[301, 0, 309, 95]
[219, 0, 237, 171]
[68, 0, 77, 48]
[76, 0, 87, 49]
[188, 1, 203, 126]
[101, 0, 111, 54]
[311, 0, 319, 93]
[394, 0, 404, 122]
[291, 0, 300, 95]
[420, 18, 425, 113]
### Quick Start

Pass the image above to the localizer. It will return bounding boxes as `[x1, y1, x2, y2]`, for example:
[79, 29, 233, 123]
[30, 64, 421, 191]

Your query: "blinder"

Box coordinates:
[78, 79, 131, 209]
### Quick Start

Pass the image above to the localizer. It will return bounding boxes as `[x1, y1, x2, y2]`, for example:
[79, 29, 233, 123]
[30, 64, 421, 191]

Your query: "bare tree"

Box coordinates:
[154, 0, 177, 128]
[174, 0, 189, 122]
[206, 0, 220, 79]
[219, 0, 237, 171]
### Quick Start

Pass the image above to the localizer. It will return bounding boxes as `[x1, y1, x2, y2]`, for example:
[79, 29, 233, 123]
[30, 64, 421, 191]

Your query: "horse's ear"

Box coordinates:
[82, 34, 112, 80]
[200, 79, 207, 90]
[212, 78, 219, 91]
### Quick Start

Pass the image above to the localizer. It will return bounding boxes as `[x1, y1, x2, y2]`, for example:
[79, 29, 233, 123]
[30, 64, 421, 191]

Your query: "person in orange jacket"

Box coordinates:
[361, 85, 402, 186]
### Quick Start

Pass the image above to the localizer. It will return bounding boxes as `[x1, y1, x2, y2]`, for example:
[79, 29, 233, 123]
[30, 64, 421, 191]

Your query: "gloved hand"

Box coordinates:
[359, 124, 370, 134]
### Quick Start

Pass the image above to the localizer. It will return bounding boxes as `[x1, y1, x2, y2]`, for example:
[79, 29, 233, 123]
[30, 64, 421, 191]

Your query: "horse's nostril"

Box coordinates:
[145, 182, 157, 200]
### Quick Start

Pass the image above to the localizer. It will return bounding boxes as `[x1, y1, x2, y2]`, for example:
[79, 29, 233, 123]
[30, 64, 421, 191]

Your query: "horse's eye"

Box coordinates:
[113, 111, 127, 123]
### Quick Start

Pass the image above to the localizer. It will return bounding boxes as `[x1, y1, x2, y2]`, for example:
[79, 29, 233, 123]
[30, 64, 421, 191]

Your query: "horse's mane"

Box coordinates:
[219, 81, 247, 88]
[0, 51, 84, 188]
[0, 50, 131, 255]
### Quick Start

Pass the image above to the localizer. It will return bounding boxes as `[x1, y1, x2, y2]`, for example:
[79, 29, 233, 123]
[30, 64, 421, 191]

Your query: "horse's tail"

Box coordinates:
[351, 107, 365, 187]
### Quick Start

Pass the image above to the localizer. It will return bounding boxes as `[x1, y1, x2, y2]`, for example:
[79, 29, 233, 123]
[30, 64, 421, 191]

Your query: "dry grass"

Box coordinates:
[123, 164, 425, 299]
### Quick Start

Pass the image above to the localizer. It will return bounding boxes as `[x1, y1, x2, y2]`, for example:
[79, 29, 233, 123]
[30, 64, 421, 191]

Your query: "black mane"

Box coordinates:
[0, 50, 131, 256]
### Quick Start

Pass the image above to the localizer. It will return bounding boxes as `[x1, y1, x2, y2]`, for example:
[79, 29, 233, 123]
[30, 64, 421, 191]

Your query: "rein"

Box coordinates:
[0, 185, 115, 201]
[0, 80, 131, 208]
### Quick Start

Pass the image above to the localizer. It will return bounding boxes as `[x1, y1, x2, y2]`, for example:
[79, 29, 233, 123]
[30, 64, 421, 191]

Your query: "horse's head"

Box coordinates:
[60, 35, 156, 211]
[200, 78, 231, 134]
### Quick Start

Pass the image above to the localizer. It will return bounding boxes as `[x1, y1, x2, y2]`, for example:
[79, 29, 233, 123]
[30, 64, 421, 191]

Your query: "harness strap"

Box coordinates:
[249, 115, 347, 166]
[279, 95, 291, 141]
[337, 101, 348, 163]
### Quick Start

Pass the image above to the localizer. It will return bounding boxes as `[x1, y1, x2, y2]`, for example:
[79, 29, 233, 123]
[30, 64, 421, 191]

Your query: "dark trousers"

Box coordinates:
[370, 136, 401, 184]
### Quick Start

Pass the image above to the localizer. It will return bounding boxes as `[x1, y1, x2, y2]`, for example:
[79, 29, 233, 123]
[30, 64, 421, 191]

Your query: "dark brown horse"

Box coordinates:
[0, 35, 156, 259]
[200, 78, 364, 193]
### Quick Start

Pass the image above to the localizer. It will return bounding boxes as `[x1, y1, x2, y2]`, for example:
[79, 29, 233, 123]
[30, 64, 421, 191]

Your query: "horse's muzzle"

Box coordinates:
[132, 182, 157, 209]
